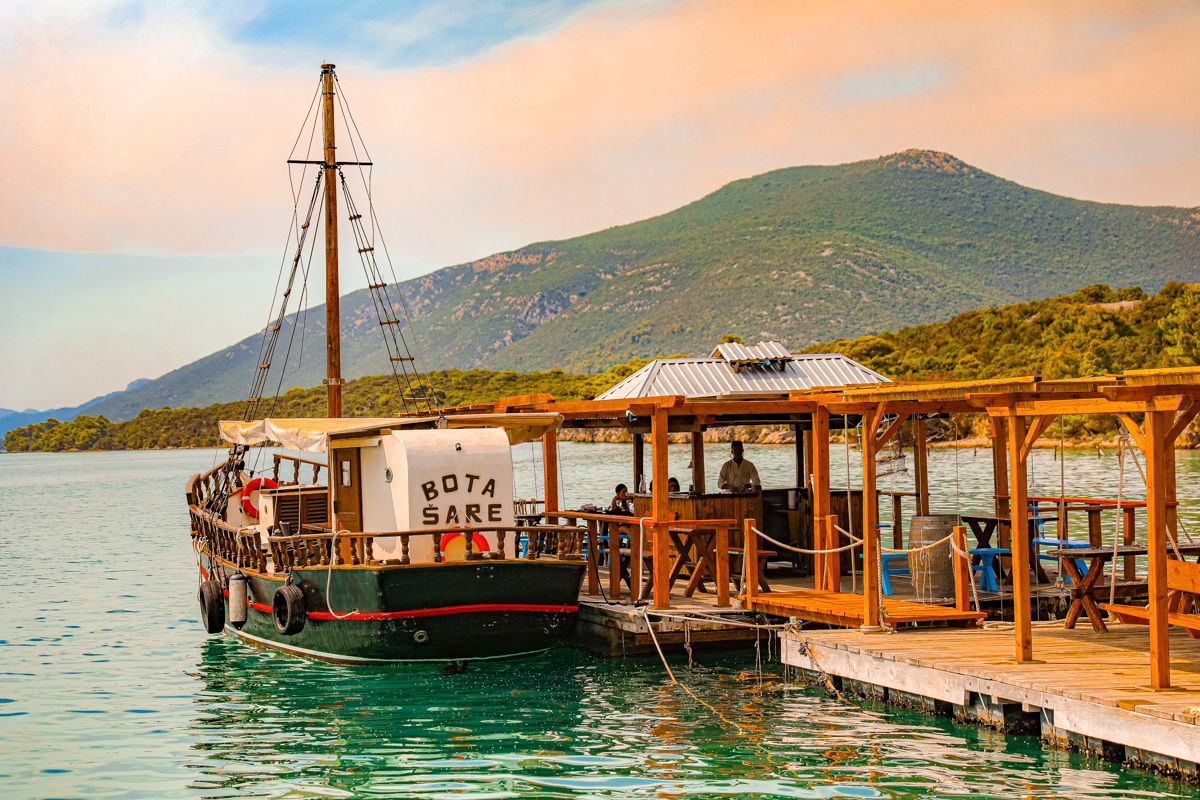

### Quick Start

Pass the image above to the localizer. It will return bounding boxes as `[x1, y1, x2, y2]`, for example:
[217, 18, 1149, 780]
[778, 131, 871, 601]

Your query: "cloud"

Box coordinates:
[3, 0, 1197, 270]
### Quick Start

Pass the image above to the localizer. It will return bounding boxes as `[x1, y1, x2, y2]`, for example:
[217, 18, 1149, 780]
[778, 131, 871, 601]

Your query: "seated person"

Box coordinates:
[608, 483, 633, 515]
[718, 440, 760, 492]
[667, 477, 681, 493]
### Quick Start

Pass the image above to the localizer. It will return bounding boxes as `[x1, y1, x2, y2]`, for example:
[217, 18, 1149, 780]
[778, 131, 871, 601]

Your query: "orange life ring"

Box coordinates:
[439, 530, 490, 557]
[240, 477, 279, 519]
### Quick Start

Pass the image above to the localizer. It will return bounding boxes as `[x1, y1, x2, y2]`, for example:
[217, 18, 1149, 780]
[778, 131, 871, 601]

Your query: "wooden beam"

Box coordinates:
[875, 413, 907, 449]
[952, 525, 971, 613]
[913, 418, 930, 516]
[1019, 414, 1055, 463]
[1007, 414, 1034, 662]
[691, 431, 706, 494]
[1167, 404, 1199, 445]
[988, 395, 1187, 417]
[651, 407, 670, 609]
[1145, 410, 1171, 689]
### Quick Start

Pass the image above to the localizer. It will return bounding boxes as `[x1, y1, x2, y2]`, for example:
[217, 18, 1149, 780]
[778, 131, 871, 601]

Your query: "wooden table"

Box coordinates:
[1045, 544, 1200, 633]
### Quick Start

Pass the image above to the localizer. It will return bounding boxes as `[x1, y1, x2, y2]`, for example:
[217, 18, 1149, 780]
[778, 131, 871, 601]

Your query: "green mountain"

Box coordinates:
[87, 149, 1199, 421]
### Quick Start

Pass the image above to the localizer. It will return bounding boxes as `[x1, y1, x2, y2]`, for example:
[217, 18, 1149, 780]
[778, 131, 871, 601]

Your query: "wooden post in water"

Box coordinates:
[320, 64, 343, 418]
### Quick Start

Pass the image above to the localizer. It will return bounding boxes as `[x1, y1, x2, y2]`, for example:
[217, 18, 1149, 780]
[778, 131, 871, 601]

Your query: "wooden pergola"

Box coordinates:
[788, 367, 1200, 689]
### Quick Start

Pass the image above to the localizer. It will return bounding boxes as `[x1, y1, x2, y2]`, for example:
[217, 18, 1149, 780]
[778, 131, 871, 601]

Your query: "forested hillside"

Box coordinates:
[7, 283, 1200, 453]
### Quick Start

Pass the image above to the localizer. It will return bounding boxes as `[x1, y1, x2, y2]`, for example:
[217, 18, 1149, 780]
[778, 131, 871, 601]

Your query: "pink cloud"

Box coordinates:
[2, 0, 1197, 270]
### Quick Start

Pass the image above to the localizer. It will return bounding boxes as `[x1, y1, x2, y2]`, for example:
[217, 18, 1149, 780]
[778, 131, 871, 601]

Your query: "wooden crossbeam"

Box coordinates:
[1167, 403, 1199, 445]
[1117, 413, 1147, 452]
[1019, 415, 1055, 463]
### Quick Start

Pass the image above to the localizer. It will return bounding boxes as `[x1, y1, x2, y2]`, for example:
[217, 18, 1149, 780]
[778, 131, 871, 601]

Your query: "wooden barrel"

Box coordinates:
[907, 515, 956, 599]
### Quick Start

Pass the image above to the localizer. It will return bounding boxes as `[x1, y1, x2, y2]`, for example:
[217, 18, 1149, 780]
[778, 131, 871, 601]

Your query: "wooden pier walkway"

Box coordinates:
[782, 623, 1200, 776]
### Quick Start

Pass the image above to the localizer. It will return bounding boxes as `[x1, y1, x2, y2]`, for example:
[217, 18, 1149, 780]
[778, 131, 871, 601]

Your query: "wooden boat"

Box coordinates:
[184, 65, 585, 664]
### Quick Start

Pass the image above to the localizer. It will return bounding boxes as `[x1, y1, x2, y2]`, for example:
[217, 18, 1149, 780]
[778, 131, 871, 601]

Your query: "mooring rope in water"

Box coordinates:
[641, 608, 790, 630]
[639, 607, 776, 735]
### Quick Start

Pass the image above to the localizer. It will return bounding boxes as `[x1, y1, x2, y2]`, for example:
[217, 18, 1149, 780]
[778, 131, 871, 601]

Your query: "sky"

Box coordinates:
[1, 0, 1198, 410]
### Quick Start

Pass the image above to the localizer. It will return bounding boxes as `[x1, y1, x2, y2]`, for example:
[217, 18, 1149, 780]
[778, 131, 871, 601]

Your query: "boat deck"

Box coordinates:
[782, 623, 1200, 776]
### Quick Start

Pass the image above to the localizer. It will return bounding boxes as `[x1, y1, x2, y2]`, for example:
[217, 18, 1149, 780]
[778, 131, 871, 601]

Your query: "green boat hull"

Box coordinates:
[202, 559, 585, 663]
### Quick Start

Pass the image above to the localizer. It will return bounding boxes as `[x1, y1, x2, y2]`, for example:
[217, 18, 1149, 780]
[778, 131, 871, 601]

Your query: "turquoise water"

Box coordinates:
[2, 447, 1198, 799]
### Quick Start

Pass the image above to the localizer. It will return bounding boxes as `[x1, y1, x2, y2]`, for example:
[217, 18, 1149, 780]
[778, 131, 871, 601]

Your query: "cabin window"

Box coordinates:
[340, 460, 352, 487]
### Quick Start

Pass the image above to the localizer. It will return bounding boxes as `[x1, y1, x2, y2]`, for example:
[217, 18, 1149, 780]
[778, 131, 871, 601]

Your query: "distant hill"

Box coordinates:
[10, 283, 1200, 452]
[85, 149, 1199, 421]
[0, 379, 150, 438]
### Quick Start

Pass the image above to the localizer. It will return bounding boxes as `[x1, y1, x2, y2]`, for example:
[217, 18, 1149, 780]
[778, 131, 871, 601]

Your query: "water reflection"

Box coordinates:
[184, 642, 1188, 799]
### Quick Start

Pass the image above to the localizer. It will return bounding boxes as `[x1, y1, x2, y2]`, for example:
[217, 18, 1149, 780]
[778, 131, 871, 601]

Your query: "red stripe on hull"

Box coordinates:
[199, 567, 577, 621]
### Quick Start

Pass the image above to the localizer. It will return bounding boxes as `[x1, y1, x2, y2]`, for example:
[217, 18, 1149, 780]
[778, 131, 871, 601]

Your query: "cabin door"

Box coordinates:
[331, 448, 362, 533]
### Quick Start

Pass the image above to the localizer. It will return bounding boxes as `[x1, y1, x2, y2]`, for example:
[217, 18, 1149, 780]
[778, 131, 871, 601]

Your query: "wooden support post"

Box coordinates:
[1123, 507, 1137, 580]
[891, 494, 903, 549]
[914, 418, 929, 515]
[633, 433, 644, 491]
[1144, 410, 1171, 689]
[812, 513, 826, 592]
[744, 518, 759, 605]
[542, 429, 559, 521]
[794, 424, 806, 488]
[651, 408, 670, 609]
[952, 525, 971, 613]
[991, 416, 1010, 525]
[1006, 415, 1033, 662]
[811, 408, 831, 587]
[715, 525, 730, 607]
[691, 431, 706, 494]
[861, 408, 882, 628]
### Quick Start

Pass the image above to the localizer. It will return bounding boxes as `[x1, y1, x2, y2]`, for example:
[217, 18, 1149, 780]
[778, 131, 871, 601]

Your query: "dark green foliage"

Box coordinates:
[805, 283, 1199, 381]
[4, 363, 647, 452]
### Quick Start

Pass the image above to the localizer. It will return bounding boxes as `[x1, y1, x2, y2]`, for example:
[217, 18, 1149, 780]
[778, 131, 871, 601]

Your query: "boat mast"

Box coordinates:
[321, 63, 343, 418]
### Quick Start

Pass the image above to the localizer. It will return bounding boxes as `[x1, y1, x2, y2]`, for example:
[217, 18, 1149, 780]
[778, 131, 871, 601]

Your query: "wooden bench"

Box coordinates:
[1101, 559, 1200, 638]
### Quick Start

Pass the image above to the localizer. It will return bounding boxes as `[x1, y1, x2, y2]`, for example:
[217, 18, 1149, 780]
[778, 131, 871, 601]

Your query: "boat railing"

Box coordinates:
[189, 506, 270, 573]
[260, 524, 588, 570]
[272, 454, 326, 485]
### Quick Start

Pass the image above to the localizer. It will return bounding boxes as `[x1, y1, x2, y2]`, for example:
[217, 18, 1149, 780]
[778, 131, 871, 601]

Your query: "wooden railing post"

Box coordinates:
[610, 520, 624, 601]
[744, 518, 759, 605]
[823, 514, 840, 592]
[585, 519, 600, 595]
[652, 522, 670, 609]
[891, 494, 904, 549]
[715, 525, 730, 607]
[813, 512, 826, 591]
[952, 525, 971, 612]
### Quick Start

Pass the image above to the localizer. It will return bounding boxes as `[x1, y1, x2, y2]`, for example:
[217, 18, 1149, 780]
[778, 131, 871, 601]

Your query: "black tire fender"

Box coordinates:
[198, 579, 225, 634]
[273, 584, 307, 635]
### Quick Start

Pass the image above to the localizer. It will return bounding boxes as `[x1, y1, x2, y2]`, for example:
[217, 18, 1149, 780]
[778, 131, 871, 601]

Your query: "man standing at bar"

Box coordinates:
[718, 440, 761, 492]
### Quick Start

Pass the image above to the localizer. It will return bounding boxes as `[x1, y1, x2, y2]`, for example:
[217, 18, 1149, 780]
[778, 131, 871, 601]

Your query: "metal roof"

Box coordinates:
[712, 340, 791, 362]
[596, 352, 890, 400]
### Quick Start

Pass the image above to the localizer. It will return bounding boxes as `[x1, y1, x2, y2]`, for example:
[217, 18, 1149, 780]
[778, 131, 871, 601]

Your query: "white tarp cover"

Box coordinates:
[219, 413, 562, 453]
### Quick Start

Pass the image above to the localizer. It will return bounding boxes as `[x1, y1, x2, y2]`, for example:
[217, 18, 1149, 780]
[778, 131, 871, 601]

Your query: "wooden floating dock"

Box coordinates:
[745, 588, 984, 626]
[781, 624, 1200, 779]
[573, 589, 769, 656]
